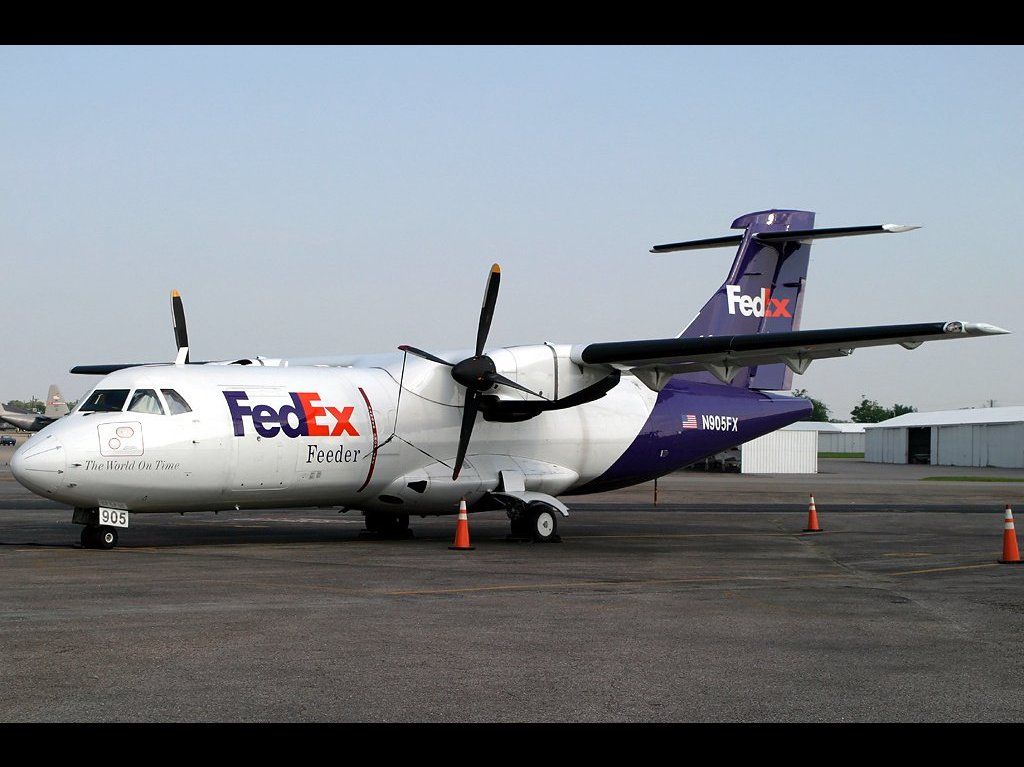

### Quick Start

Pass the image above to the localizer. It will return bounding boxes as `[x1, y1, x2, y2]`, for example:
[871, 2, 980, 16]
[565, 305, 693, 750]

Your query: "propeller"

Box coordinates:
[399, 263, 545, 480]
[171, 289, 189, 363]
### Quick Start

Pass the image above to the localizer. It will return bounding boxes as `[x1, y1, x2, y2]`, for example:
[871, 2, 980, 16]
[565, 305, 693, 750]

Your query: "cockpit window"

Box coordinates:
[161, 389, 192, 415]
[127, 389, 165, 415]
[79, 389, 131, 412]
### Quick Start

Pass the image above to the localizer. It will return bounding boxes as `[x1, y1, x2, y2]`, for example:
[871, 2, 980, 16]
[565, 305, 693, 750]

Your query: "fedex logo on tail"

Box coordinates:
[223, 391, 360, 439]
[725, 285, 791, 318]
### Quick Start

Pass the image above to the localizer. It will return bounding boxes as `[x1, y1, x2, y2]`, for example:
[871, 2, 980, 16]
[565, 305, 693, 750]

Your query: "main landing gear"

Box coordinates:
[80, 525, 118, 550]
[508, 505, 561, 543]
[362, 511, 413, 539]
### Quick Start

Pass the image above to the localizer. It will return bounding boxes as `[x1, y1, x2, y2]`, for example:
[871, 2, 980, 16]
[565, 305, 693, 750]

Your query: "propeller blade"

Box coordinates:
[474, 263, 501, 357]
[452, 389, 481, 481]
[171, 290, 189, 364]
[485, 371, 548, 400]
[398, 345, 454, 366]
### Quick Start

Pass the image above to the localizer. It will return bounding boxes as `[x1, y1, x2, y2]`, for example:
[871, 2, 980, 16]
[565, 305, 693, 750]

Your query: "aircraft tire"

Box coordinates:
[509, 516, 530, 539]
[96, 526, 118, 550]
[365, 512, 410, 537]
[529, 508, 558, 542]
[80, 526, 96, 549]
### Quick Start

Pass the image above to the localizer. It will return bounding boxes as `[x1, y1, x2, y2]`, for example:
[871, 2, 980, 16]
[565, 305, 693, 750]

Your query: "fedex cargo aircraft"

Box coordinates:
[9, 210, 1008, 549]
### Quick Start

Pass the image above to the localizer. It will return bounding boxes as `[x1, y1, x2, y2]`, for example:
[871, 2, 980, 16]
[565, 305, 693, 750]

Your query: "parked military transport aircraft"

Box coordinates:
[9, 210, 1009, 549]
[0, 385, 69, 432]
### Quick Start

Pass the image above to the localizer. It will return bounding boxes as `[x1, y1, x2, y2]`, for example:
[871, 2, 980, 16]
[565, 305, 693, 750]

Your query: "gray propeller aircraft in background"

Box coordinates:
[0, 385, 70, 432]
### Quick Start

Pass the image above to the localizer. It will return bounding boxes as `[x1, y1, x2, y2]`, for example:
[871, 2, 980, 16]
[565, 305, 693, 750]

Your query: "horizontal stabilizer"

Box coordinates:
[651, 223, 918, 253]
[754, 224, 919, 243]
[650, 234, 743, 253]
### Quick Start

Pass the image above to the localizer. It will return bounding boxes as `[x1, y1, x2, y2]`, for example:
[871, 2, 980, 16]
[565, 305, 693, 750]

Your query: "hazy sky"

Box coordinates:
[2, 46, 1021, 418]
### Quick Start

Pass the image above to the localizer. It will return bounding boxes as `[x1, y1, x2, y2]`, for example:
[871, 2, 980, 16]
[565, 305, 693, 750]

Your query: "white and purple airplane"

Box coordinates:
[9, 210, 1008, 549]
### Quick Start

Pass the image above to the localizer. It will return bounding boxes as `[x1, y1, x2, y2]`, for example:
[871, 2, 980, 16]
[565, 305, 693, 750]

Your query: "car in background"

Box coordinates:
[0, 435, 16, 446]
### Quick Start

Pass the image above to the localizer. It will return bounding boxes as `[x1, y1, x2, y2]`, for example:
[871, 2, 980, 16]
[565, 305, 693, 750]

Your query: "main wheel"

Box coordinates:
[96, 526, 118, 549]
[530, 507, 558, 542]
[509, 516, 530, 539]
[80, 526, 96, 548]
[364, 512, 410, 537]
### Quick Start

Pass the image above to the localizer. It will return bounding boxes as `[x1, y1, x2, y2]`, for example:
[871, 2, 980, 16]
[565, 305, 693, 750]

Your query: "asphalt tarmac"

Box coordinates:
[2, 456, 1024, 722]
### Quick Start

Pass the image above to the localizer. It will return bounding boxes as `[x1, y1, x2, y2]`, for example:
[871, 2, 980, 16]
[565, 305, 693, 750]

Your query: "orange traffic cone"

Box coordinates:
[998, 505, 1022, 564]
[803, 493, 822, 533]
[449, 499, 475, 551]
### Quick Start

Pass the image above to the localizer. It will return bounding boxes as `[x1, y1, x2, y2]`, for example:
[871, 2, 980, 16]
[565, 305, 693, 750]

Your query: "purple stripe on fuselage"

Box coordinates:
[568, 379, 811, 495]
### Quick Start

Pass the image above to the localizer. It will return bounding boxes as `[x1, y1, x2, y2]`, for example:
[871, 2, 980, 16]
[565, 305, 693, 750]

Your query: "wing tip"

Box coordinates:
[974, 322, 1011, 335]
[882, 224, 922, 233]
[950, 321, 1011, 335]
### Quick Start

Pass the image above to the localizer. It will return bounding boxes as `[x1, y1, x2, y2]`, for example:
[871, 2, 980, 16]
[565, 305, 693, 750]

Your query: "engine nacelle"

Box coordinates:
[487, 343, 613, 403]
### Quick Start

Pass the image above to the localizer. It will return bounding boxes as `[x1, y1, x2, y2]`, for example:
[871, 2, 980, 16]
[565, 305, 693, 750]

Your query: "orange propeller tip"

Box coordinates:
[171, 289, 181, 298]
[491, 263, 500, 273]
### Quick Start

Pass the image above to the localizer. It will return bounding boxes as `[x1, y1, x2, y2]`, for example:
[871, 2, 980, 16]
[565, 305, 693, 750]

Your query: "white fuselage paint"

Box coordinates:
[14, 351, 656, 515]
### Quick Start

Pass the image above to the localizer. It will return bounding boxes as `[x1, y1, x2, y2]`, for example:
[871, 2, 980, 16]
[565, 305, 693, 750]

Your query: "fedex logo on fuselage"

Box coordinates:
[725, 285, 791, 318]
[223, 391, 360, 439]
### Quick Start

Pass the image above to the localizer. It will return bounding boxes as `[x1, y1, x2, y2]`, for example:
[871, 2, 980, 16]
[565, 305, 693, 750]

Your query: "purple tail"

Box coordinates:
[676, 209, 815, 390]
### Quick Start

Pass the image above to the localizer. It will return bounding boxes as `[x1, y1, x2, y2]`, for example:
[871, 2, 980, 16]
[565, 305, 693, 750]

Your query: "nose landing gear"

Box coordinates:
[80, 525, 118, 549]
[73, 507, 121, 549]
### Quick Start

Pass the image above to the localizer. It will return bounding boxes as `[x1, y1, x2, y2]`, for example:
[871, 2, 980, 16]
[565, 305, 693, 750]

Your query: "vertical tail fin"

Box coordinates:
[44, 385, 69, 419]
[676, 209, 815, 390]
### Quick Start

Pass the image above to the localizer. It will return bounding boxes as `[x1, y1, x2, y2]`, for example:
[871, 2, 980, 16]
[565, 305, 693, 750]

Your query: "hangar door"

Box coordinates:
[906, 428, 931, 464]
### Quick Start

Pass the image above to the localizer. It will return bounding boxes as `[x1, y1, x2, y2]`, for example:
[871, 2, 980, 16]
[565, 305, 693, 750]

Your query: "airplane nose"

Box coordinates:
[10, 436, 66, 493]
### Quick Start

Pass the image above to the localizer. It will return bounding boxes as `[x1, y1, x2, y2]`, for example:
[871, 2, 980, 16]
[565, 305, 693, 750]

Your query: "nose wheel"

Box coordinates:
[80, 525, 119, 550]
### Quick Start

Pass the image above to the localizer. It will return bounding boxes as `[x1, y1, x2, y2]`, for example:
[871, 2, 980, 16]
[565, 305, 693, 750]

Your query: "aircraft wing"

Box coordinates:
[572, 321, 1009, 391]
[71, 360, 219, 375]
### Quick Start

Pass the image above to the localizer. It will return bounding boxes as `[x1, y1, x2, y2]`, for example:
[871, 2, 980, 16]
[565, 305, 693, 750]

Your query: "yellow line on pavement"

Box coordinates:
[890, 562, 1000, 576]
[384, 571, 849, 597]
[584, 532, 814, 539]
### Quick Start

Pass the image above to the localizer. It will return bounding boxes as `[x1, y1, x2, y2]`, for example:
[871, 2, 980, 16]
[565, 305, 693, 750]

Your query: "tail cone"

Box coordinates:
[803, 493, 822, 533]
[999, 505, 1022, 564]
[449, 499, 475, 551]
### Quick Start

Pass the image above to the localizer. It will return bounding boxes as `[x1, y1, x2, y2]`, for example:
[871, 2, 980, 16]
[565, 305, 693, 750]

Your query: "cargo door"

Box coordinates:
[230, 392, 296, 492]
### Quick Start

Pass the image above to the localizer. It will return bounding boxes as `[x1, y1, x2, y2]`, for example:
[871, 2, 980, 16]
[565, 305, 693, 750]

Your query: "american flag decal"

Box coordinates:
[682, 414, 698, 430]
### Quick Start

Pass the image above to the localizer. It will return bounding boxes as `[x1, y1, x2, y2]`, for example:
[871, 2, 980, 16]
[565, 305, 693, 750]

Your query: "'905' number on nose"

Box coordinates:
[98, 508, 129, 528]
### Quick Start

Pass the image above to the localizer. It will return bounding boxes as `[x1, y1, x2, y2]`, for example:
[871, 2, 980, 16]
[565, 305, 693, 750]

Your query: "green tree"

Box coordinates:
[792, 388, 831, 422]
[850, 396, 917, 423]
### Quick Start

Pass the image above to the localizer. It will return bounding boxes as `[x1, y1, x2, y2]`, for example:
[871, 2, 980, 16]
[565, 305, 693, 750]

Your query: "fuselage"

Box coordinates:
[10, 348, 810, 515]
[0, 409, 55, 432]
